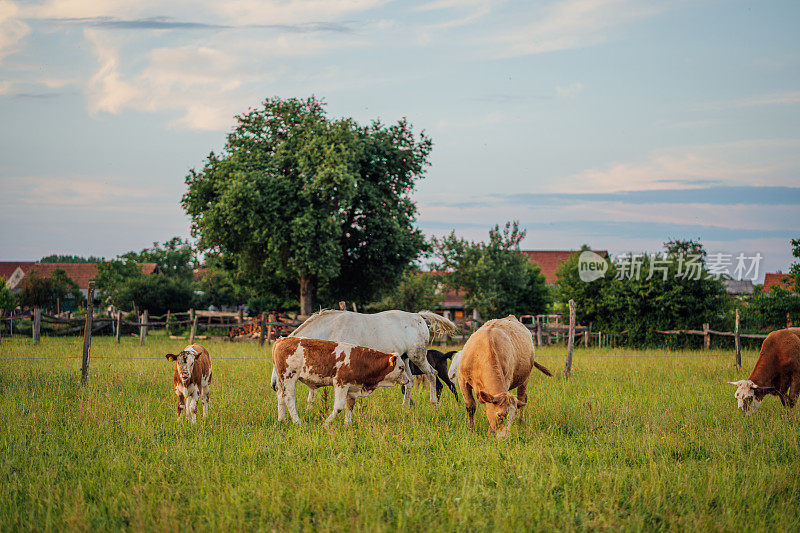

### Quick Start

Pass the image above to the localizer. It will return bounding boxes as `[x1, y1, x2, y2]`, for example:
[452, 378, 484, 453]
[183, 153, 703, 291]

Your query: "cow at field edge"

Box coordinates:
[458, 315, 552, 438]
[165, 344, 212, 423]
[729, 328, 800, 411]
[272, 337, 410, 427]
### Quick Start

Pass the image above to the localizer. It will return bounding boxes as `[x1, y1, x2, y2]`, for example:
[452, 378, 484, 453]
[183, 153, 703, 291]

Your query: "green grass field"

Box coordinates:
[1, 335, 798, 531]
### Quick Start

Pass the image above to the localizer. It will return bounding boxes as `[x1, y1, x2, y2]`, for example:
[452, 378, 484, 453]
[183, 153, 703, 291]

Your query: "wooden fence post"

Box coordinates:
[565, 300, 576, 378]
[585, 322, 591, 348]
[81, 282, 95, 384]
[703, 323, 710, 351]
[267, 313, 275, 343]
[352, 302, 358, 312]
[189, 309, 197, 344]
[115, 311, 122, 343]
[139, 310, 148, 345]
[237, 309, 243, 324]
[32, 307, 41, 344]
[259, 312, 267, 347]
[536, 317, 543, 347]
[735, 309, 741, 370]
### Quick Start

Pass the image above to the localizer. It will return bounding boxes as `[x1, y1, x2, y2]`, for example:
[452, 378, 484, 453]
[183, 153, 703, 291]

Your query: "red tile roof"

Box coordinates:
[763, 273, 795, 293]
[521, 250, 609, 284]
[0, 262, 36, 282]
[1, 262, 161, 290]
[26, 263, 100, 290]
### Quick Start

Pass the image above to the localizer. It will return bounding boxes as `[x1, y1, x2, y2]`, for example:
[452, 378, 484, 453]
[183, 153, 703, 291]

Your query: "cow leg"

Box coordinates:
[176, 393, 185, 422]
[402, 360, 414, 406]
[788, 374, 800, 408]
[306, 389, 316, 411]
[284, 377, 301, 425]
[323, 386, 348, 428]
[436, 360, 459, 401]
[187, 394, 198, 424]
[276, 381, 287, 422]
[460, 378, 476, 430]
[409, 347, 438, 404]
[516, 382, 528, 421]
[202, 386, 210, 420]
[345, 395, 357, 426]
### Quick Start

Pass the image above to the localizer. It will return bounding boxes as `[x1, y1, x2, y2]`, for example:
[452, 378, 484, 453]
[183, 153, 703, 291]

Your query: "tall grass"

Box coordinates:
[1, 336, 798, 531]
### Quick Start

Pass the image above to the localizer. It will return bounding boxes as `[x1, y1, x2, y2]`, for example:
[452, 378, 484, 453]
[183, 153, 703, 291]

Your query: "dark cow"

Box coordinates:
[401, 349, 460, 402]
[729, 328, 800, 411]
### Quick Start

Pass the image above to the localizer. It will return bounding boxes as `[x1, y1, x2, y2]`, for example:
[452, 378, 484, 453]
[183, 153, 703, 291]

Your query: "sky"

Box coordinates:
[1, 0, 798, 282]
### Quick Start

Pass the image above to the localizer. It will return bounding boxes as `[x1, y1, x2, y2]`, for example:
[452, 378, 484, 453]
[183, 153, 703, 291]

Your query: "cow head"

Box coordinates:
[728, 380, 776, 412]
[381, 353, 410, 387]
[477, 390, 526, 438]
[166, 346, 201, 384]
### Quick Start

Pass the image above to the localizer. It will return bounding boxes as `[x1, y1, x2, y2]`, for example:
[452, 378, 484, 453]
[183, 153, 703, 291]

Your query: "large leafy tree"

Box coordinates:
[432, 221, 550, 319]
[366, 267, 444, 313]
[121, 237, 196, 281]
[183, 97, 431, 314]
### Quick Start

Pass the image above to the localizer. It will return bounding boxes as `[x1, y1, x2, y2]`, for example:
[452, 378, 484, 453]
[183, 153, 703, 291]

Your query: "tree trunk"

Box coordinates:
[299, 274, 316, 316]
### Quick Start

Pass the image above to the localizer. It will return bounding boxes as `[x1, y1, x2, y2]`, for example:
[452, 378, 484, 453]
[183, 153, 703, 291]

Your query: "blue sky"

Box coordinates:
[1, 0, 798, 281]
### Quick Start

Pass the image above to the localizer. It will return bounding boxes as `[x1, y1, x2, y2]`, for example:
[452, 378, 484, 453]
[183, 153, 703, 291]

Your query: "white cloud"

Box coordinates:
[81, 27, 369, 130]
[492, 0, 666, 58]
[707, 90, 800, 110]
[556, 139, 800, 193]
[85, 29, 141, 115]
[0, 0, 30, 64]
[209, 0, 386, 25]
[0, 175, 168, 208]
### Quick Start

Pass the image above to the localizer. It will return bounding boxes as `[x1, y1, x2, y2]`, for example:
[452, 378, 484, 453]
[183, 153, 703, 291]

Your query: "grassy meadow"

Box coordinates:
[1, 334, 799, 531]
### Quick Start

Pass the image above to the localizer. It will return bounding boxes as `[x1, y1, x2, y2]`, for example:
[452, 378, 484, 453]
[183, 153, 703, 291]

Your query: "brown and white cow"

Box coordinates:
[729, 328, 800, 411]
[166, 344, 212, 423]
[271, 337, 410, 427]
[458, 315, 552, 438]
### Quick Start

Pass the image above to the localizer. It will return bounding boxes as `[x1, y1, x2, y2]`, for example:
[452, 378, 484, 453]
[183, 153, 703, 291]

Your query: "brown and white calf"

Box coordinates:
[271, 337, 410, 427]
[458, 315, 552, 438]
[166, 344, 212, 423]
[729, 328, 800, 411]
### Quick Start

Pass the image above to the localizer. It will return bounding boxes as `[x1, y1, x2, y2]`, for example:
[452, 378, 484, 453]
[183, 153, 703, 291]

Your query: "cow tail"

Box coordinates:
[533, 360, 553, 377]
[418, 310, 457, 339]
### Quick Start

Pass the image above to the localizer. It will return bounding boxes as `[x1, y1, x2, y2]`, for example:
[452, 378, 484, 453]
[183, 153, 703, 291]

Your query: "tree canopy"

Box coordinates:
[555, 241, 729, 346]
[432, 222, 550, 319]
[182, 96, 431, 314]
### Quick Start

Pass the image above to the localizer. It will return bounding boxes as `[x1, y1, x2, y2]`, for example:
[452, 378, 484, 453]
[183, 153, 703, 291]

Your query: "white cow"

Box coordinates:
[270, 309, 456, 405]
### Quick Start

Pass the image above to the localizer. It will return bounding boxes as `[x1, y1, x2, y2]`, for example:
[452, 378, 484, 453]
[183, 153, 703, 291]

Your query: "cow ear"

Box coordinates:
[728, 381, 744, 386]
[166, 353, 177, 361]
[388, 355, 397, 368]
[478, 390, 498, 404]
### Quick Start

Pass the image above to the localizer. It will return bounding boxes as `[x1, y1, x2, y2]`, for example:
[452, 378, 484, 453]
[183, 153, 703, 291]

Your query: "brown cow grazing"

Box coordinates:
[458, 315, 552, 438]
[271, 337, 410, 427]
[165, 344, 212, 423]
[729, 328, 800, 411]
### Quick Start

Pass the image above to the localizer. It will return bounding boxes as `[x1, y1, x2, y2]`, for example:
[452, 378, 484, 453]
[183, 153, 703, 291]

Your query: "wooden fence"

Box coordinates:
[0, 306, 303, 347]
